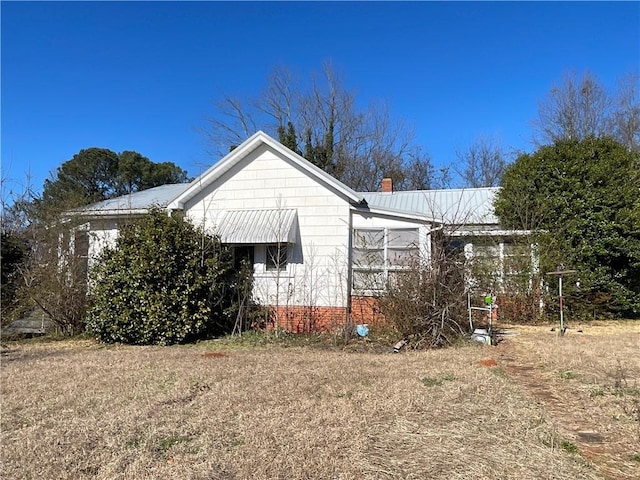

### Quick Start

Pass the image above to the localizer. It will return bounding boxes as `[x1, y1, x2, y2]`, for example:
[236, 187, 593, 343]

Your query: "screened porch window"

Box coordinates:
[353, 228, 419, 292]
[466, 238, 537, 293]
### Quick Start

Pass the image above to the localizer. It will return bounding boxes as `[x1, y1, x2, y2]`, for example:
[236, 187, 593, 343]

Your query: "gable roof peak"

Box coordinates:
[169, 131, 364, 210]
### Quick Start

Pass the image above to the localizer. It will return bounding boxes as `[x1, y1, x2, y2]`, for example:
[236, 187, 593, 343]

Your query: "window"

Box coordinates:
[74, 231, 89, 279]
[233, 246, 255, 271]
[446, 239, 465, 255]
[353, 229, 384, 267]
[473, 243, 500, 258]
[387, 229, 419, 265]
[502, 241, 534, 284]
[353, 228, 420, 292]
[266, 243, 288, 271]
[353, 269, 385, 291]
[467, 238, 536, 293]
[58, 230, 89, 277]
[469, 239, 502, 280]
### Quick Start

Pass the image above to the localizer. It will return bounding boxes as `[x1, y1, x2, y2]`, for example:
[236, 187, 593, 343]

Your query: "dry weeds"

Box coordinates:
[1, 324, 636, 479]
[496, 321, 640, 480]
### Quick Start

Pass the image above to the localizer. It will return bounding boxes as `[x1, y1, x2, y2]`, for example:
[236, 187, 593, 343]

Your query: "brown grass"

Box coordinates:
[202, 352, 228, 359]
[496, 321, 640, 480]
[1, 323, 638, 479]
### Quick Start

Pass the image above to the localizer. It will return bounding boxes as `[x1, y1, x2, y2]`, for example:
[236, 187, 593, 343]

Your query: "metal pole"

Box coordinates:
[559, 274, 564, 334]
[467, 291, 473, 330]
[488, 302, 493, 332]
[546, 268, 575, 337]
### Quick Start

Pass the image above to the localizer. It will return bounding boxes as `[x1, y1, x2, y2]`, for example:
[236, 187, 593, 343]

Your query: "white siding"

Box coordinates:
[183, 144, 352, 309]
[86, 219, 120, 268]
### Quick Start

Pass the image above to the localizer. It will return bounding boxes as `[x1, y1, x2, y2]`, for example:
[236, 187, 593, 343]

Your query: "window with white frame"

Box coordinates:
[352, 228, 420, 292]
[266, 243, 288, 271]
[467, 238, 536, 293]
[74, 231, 89, 279]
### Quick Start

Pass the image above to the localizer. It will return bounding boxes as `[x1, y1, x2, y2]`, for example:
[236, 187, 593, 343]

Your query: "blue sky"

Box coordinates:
[2, 1, 638, 195]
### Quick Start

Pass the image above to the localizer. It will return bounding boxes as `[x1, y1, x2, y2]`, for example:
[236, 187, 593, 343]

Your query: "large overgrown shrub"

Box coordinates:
[377, 235, 469, 348]
[87, 210, 237, 345]
[495, 137, 640, 317]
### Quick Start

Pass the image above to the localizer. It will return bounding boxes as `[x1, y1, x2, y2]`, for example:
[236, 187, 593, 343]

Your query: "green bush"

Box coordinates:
[87, 210, 237, 345]
[1, 231, 27, 322]
[495, 137, 640, 317]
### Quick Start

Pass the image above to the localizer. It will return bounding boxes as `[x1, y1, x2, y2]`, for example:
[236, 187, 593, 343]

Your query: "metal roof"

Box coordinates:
[360, 187, 499, 225]
[77, 184, 190, 214]
[217, 209, 298, 244]
[74, 183, 499, 227]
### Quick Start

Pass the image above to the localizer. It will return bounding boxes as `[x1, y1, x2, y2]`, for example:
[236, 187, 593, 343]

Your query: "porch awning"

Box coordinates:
[217, 209, 298, 244]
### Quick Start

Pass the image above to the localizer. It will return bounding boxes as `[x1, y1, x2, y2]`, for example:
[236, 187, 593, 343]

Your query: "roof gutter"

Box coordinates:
[351, 203, 437, 224]
[449, 229, 537, 237]
[62, 208, 153, 219]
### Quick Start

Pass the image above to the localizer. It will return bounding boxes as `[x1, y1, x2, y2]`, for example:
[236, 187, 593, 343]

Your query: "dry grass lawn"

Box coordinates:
[1, 322, 638, 479]
[495, 321, 640, 480]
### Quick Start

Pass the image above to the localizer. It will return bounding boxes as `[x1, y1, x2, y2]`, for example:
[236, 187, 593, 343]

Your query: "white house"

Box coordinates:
[70, 131, 533, 331]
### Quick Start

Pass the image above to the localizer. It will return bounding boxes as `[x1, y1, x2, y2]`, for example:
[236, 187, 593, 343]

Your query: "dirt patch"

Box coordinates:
[202, 352, 227, 358]
[478, 358, 498, 367]
[577, 431, 604, 443]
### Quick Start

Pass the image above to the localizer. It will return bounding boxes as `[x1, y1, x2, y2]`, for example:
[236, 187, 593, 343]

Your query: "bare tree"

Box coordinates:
[532, 70, 640, 152]
[533, 71, 612, 145]
[455, 136, 508, 187]
[1, 172, 90, 334]
[294, 242, 322, 333]
[1, 170, 33, 323]
[399, 147, 449, 190]
[18, 224, 90, 335]
[201, 95, 257, 156]
[258, 65, 297, 127]
[202, 62, 442, 191]
[369, 226, 470, 349]
[611, 73, 640, 152]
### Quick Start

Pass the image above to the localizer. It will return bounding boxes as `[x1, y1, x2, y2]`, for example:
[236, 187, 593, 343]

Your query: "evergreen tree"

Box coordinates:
[495, 137, 640, 317]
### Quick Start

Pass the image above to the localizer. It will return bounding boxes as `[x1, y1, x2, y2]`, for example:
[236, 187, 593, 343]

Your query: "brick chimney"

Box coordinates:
[381, 177, 393, 193]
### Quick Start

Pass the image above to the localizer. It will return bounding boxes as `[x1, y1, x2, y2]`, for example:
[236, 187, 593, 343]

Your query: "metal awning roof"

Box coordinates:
[217, 209, 298, 244]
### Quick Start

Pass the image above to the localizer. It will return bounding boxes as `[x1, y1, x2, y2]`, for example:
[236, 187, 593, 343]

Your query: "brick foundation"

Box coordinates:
[350, 296, 386, 325]
[272, 305, 347, 333]
[264, 296, 386, 333]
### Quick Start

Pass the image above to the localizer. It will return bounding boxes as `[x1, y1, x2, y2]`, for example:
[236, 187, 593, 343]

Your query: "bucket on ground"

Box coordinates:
[356, 324, 369, 337]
